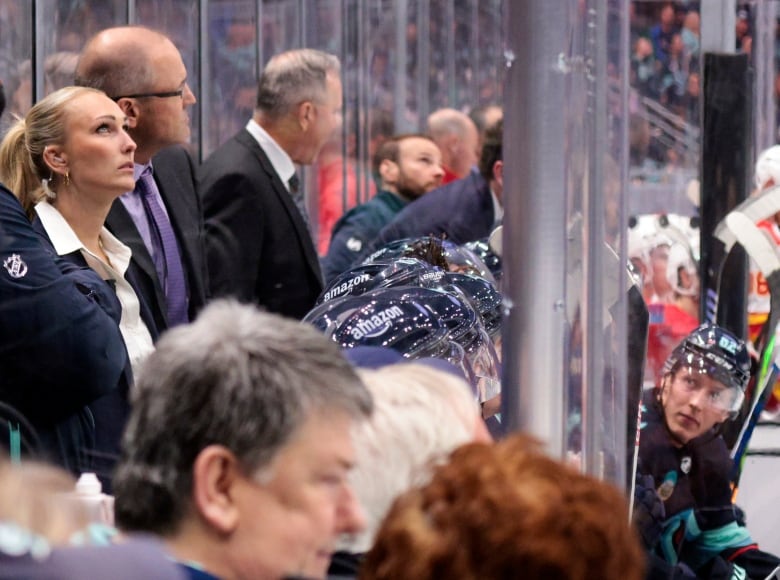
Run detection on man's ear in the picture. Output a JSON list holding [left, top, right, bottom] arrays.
[[297, 101, 314, 131], [42, 146, 68, 176], [493, 160, 503, 184], [115, 98, 140, 129], [191, 445, 241, 535], [492, 159, 504, 203], [444, 132, 460, 157], [378, 159, 399, 187]]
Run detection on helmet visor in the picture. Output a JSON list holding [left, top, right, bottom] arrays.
[[673, 352, 746, 413]]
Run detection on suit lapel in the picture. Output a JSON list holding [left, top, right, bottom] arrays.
[[237, 130, 323, 284], [105, 199, 168, 329], [151, 147, 207, 311]]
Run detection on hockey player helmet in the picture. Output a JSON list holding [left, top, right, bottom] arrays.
[[662, 323, 751, 413], [317, 258, 443, 305]]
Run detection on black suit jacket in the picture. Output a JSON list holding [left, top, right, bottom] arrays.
[[200, 128, 323, 320], [105, 145, 206, 331]]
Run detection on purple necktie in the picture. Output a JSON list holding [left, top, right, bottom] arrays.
[[136, 169, 189, 327]]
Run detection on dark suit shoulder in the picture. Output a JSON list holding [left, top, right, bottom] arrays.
[[199, 130, 323, 318], [368, 173, 492, 250]]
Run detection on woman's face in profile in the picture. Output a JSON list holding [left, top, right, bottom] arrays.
[[57, 92, 137, 200]]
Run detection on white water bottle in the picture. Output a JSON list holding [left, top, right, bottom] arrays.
[[75, 473, 114, 526]]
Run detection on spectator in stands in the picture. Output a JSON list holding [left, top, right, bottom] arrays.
[[0, 87, 147, 483], [329, 362, 489, 575], [681, 10, 700, 59], [426, 108, 479, 184], [201, 49, 342, 320], [361, 434, 645, 580], [650, 3, 677, 67], [631, 37, 662, 101], [660, 33, 690, 111], [114, 300, 372, 580], [366, 118, 502, 251], [323, 134, 443, 280], [76, 26, 205, 332], [683, 70, 700, 124]]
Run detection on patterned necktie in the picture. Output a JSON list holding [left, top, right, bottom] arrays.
[[136, 169, 189, 327], [288, 173, 311, 233]]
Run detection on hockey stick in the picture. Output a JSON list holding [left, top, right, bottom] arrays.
[[706, 185, 780, 326], [717, 213, 780, 487], [713, 184, 780, 253], [730, 335, 780, 489]]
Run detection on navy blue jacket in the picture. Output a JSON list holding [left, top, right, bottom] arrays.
[[323, 190, 407, 282], [0, 186, 127, 474], [365, 172, 495, 254], [31, 214, 159, 487]]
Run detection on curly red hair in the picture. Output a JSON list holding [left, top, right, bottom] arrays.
[[361, 434, 645, 580]]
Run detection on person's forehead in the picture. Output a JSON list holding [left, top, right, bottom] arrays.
[[676, 366, 728, 389], [325, 72, 342, 99], [274, 411, 356, 468], [67, 93, 123, 124], [148, 41, 187, 80], [399, 137, 439, 158]]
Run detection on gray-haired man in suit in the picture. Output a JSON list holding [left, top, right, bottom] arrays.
[[200, 49, 342, 320]]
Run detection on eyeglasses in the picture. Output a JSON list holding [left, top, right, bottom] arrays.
[[112, 89, 184, 101]]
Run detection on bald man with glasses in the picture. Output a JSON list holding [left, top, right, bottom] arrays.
[[75, 26, 207, 334]]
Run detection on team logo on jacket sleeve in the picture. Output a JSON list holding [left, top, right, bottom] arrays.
[[3, 254, 28, 279]]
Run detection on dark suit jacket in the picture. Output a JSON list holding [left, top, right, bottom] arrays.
[[366, 171, 495, 254], [105, 145, 206, 331], [200, 128, 323, 320]]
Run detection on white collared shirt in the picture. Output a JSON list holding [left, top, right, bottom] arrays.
[[490, 187, 503, 227], [245, 119, 297, 192], [35, 201, 155, 376]]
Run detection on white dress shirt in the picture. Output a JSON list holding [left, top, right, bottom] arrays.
[[35, 201, 155, 376], [245, 118, 297, 192]]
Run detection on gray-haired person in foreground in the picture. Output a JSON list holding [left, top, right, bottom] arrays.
[[113, 299, 373, 580]]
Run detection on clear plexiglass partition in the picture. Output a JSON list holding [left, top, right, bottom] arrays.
[[3, 0, 780, 492]]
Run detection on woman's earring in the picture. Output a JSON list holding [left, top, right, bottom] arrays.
[[41, 177, 56, 200], [64, 171, 70, 187]]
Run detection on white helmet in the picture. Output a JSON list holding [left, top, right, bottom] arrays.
[[665, 242, 699, 297], [754, 145, 780, 191]]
